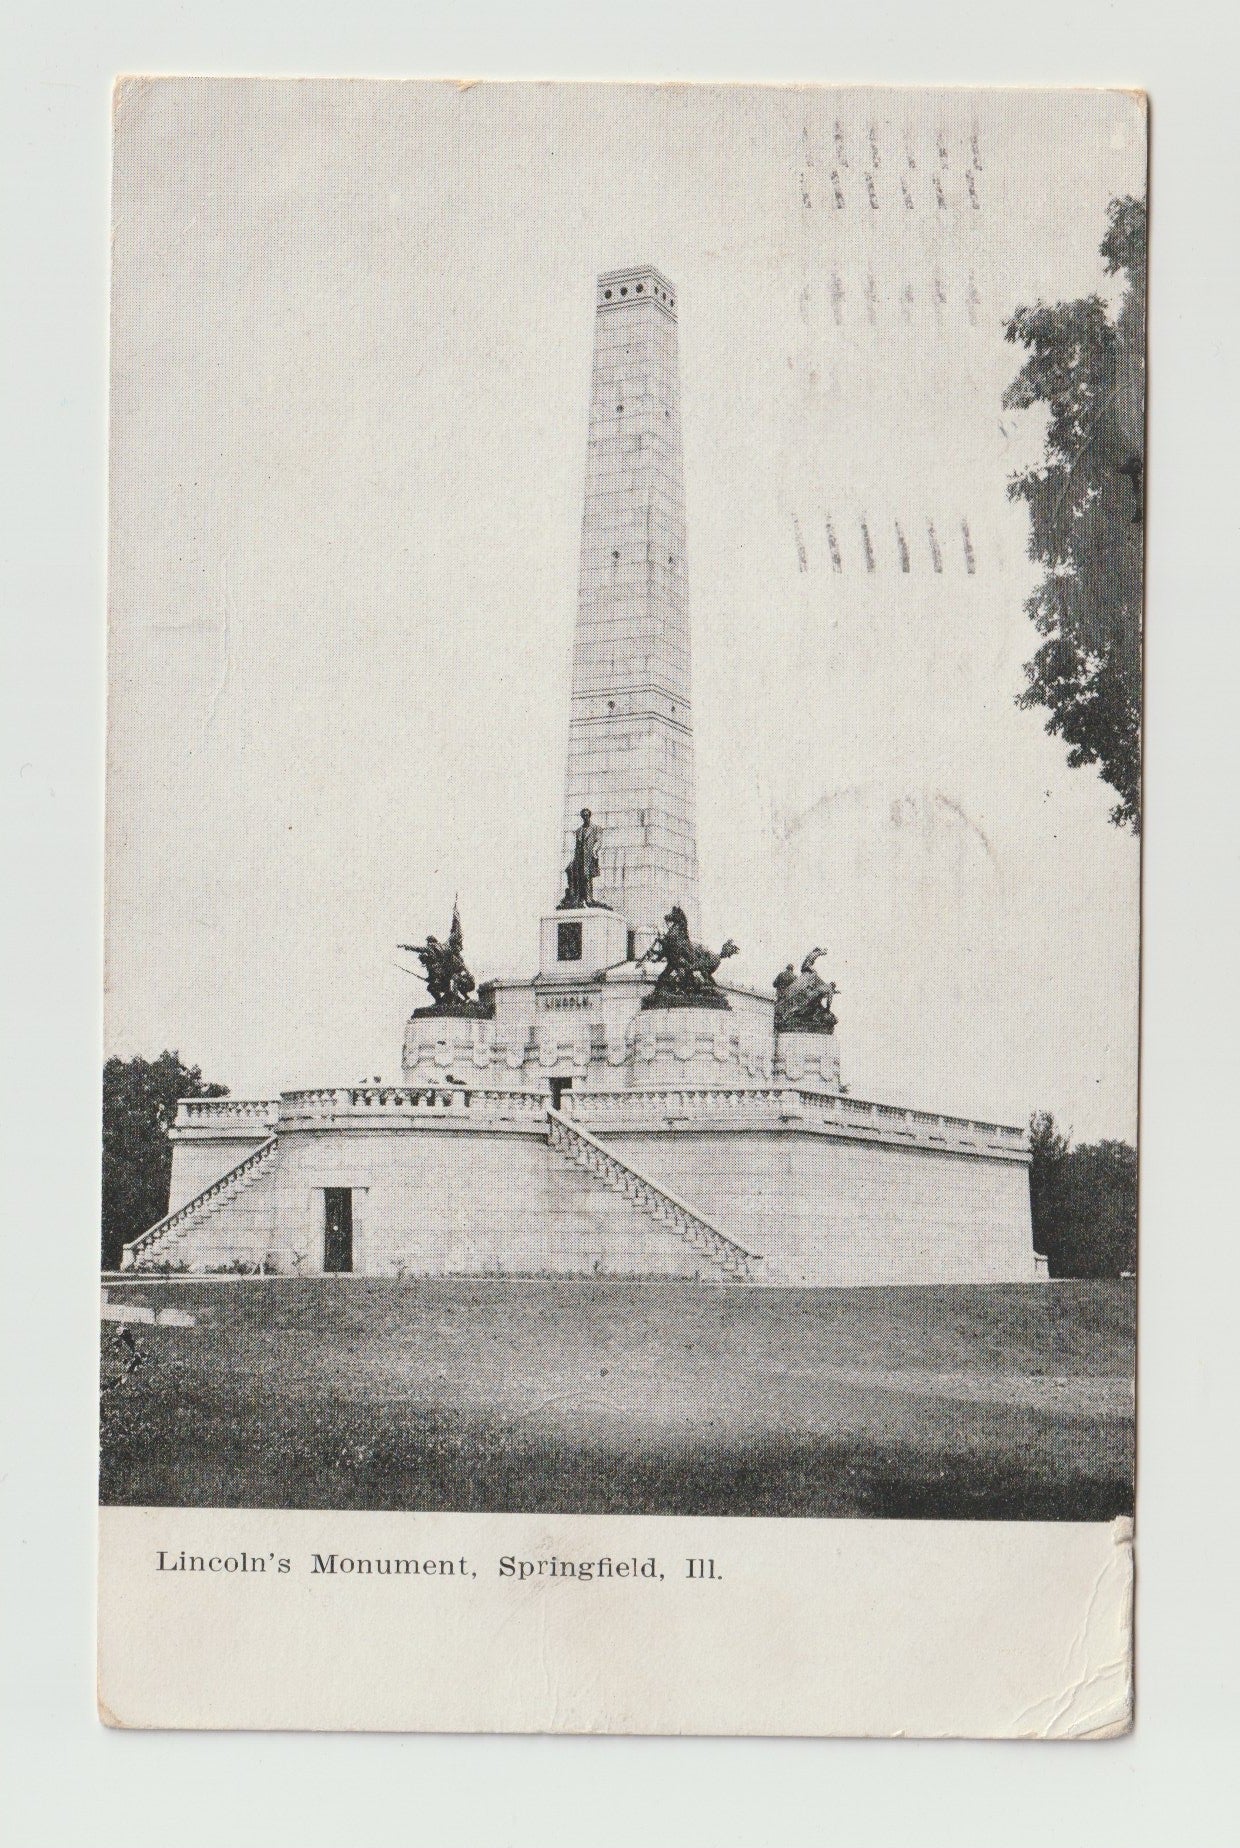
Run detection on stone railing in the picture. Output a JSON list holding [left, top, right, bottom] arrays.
[[563, 1087, 1028, 1159], [566, 1087, 789, 1132], [546, 1108, 759, 1283], [168, 1082, 1027, 1160], [277, 1084, 549, 1130], [121, 1136, 278, 1268], [783, 1089, 1028, 1156], [172, 1097, 281, 1133]]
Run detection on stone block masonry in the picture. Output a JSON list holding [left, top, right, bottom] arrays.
[[601, 1131, 1034, 1287], [142, 1092, 1035, 1286], [561, 266, 700, 934]]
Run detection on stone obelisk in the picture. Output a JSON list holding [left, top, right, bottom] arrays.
[[559, 265, 700, 938]]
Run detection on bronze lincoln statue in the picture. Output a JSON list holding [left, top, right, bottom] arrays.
[[560, 807, 603, 909]]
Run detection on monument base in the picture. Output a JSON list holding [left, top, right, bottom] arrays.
[[775, 1030, 842, 1092], [539, 905, 630, 981], [411, 1000, 494, 1021], [627, 1007, 772, 1088], [640, 987, 730, 1012], [403, 1012, 500, 1081], [148, 1073, 1037, 1285]]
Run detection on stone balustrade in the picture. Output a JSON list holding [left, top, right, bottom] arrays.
[[564, 1086, 1028, 1159], [173, 1096, 280, 1133], [566, 1087, 788, 1131], [276, 1084, 549, 1130], [170, 1082, 1026, 1159]]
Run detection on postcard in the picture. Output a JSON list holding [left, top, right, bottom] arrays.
[[99, 78, 1143, 1735]]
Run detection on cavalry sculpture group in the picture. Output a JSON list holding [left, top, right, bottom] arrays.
[[639, 904, 738, 1010]]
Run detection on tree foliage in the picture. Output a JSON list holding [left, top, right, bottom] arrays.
[[1004, 195, 1146, 832], [1028, 1110, 1137, 1278], [101, 1052, 229, 1269]]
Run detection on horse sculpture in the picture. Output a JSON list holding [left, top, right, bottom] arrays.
[[773, 947, 839, 1034], [640, 905, 738, 1010]]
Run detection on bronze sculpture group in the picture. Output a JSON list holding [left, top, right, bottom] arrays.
[[399, 903, 494, 1018], [639, 904, 738, 1010], [403, 823, 838, 1032], [772, 948, 840, 1035]]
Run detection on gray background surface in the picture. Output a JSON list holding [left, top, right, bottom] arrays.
[[3, 1, 1237, 1844]]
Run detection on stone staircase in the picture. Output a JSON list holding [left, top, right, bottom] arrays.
[[121, 1136, 278, 1270], [546, 1108, 760, 1283]]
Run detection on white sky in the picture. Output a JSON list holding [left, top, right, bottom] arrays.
[[105, 80, 1144, 1140]]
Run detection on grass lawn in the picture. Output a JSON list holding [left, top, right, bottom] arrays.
[[99, 1277, 1134, 1519]]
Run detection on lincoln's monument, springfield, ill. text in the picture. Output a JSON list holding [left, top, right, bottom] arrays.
[[122, 264, 1040, 1286]]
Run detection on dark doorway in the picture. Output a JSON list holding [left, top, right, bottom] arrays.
[[550, 1078, 572, 1110], [323, 1188, 353, 1273]]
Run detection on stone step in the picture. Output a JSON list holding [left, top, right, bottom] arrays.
[[546, 1107, 756, 1283], [124, 1136, 279, 1270]]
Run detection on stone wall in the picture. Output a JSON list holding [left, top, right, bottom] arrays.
[[257, 1127, 708, 1280], [601, 1129, 1035, 1285], [159, 1112, 1034, 1286], [168, 1134, 272, 1212]]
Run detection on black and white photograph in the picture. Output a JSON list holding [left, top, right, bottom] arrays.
[[99, 82, 1142, 1534]]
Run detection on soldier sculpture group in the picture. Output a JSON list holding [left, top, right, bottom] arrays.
[[398, 903, 493, 1018]]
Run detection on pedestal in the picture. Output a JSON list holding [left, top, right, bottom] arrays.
[[775, 1030, 842, 1092], [627, 1007, 774, 1088], [402, 1014, 497, 1082], [539, 906, 630, 981]]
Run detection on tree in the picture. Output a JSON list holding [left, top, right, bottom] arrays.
[[1004, 195, 1146, 832], [1028, 1110, 1137, 1278], [101, 1052, 229, 1269], [1028, 1108, 1071, 1261]]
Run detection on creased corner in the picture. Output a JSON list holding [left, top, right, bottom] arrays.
[[1011, 1517, 1133, 1740]]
